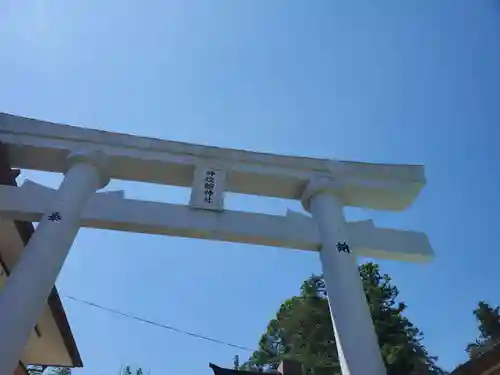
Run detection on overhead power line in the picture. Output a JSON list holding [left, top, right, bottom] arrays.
[[63, 295, 255, 352]]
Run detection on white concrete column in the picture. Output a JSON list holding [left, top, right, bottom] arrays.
[[301, 177, 386, 375], [0, 151, 109, 375]]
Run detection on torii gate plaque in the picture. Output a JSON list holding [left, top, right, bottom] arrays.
[[0, 113, 433, 375]]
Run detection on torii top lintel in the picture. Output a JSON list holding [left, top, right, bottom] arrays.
[[0, 112, 425, 211]]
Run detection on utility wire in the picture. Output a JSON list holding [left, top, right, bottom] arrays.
[[63, 295, 255, 352]]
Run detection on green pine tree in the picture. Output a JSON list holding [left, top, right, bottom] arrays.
[[239, 262, 445, 375], [466, 301, 500, 358]]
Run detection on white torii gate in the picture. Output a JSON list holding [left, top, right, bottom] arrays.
[[0, 113, 433, 375]]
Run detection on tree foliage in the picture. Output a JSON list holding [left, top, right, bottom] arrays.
[[466, 301, 500, 358], [240, 262, 445, 375]]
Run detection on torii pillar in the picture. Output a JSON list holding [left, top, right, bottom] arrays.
[[0, 151, 109, 375], [302, 177, 386, 375]]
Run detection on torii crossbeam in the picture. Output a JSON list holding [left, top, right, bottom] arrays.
[[0, 113, 432, 375]]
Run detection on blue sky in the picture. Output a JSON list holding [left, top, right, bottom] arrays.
[[1, 1, 500, 374]]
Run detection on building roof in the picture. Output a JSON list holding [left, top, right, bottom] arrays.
[[209, 363, 266, 375], [0, 145, 82, 368], [451, 342, 500, 375], [209, 360, 302, 375]]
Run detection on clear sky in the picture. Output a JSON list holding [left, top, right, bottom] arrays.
[[1, 1, 499, 374]]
